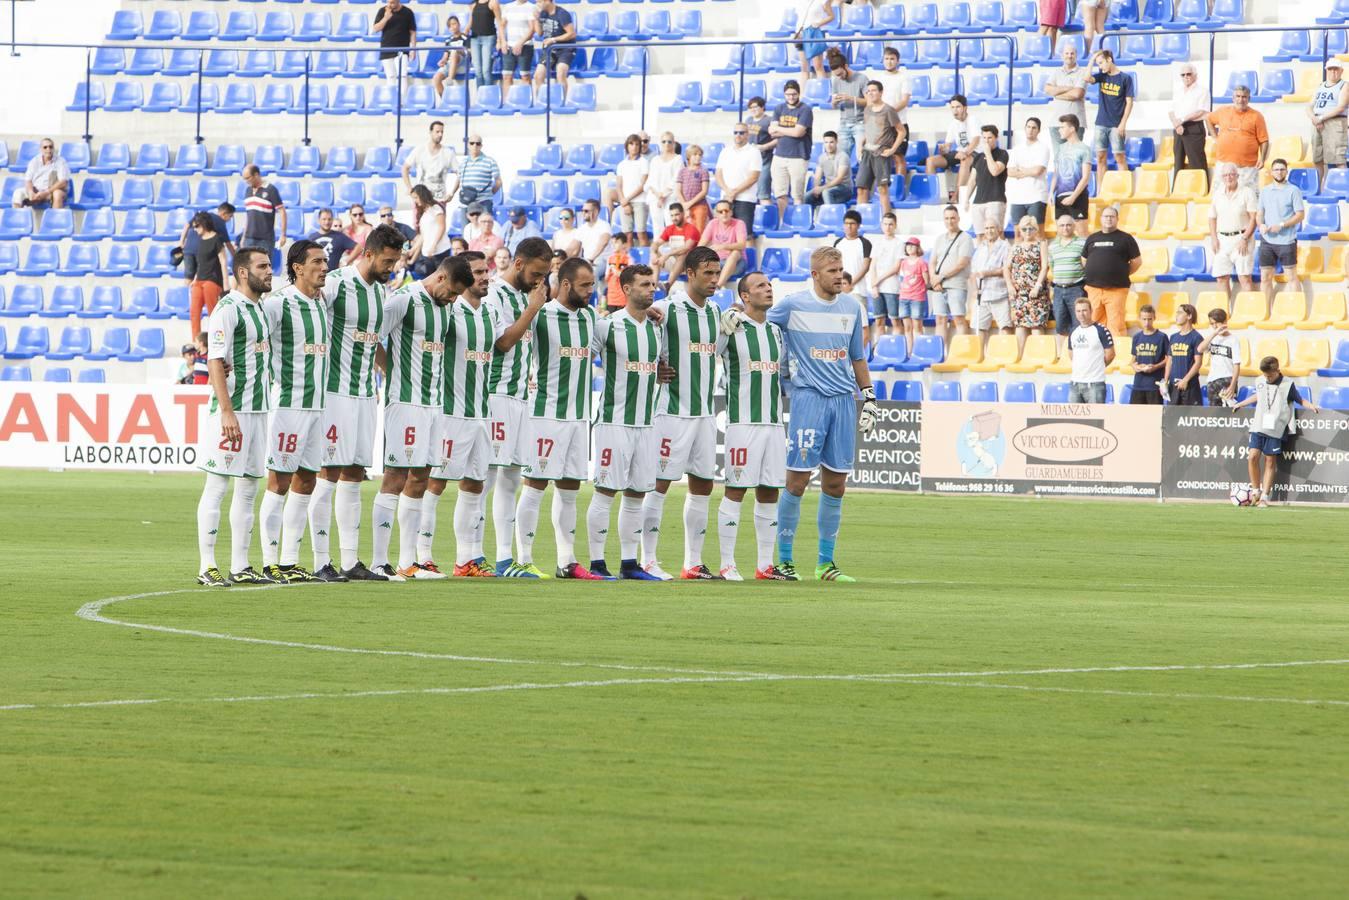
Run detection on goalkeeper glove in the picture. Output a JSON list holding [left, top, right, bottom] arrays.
[[858, 385, 880, 435], [719, 307, 746, 336]]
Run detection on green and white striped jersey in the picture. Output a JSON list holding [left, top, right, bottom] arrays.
[[321, 265, 386, 399], [206, 291, 271, 414], [262, 285, 329, 411], [383, 281, 452, 408], [530, 300, 597, 421], [719, 318, 784, 426], [487, 277, 533, 401], [654, 288, 720, 418], [444, 295, 505, 419], [592, 310, 661, 427]]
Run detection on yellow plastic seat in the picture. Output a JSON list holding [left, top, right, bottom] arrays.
[[1312, 245, 1348, 283], [1150, 291, 1184, 328], [1005, 334, 1057, 373], [1192, 290, 1229, 322], [1125, 289, 1148, 327], [1097, 170, 1134, 203], [1117, 201, 1149, 233], [1256, 292, 1307, 330], [1267, 135, 1307, 167], [969, 333, 1020, 372], [1284, 338, 1330, 377], [1247, 337, 1290, 376], [1169, 169, 1210, 200], [1141, 203, 1186, 240], [1296, 246, 1324, 280], [1133, 169, 1172, 201], [1283, 67, 1321, 104], [1106, 334, 1134, 373], [1179, 202, 1210, 240], [930, 334, 981, 373], [1132, 246, 1170, 283], [1298, 291, 1347, 329], [1143, 139, 1174, 171], [1229, 291, 1268, 328]]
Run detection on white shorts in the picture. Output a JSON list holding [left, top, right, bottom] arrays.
[[489, 394, 528, 468], [198, 410, 268, 479], [654, 413, 718, 482], [321, 393, 379, 469], [1212, 232, 1254, 279], [521, 417, 590, 481], [431, 415, 492, 483], [383, 402, 442, 469], [973, 296, 1012, 331], [592, 423, 658, 493], [724, 423, 788, 489], [267, 407, 324, 474]]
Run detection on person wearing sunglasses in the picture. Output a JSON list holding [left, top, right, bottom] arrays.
[[447, 134, 501, 213], [1169, 63, 1211, 185], [12, 138, 70, 210], [344, 206, 374, 249], [714, 124, 763, 239], [550, 208, 581, 257], [645, 131, 682, 239], [1003, 216, 1050, 354]]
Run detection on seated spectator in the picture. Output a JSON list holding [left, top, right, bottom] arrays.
[[469, 214, 506, 261], [532, 0, 576, 104], [807, 131, 855, 207], [675, 145, 712, 233], [856, 81, 904, 216], [971, 219, 1012, 345], [652, 203, 701, 287], [431, 15, 468, 99], [698, 200, 748, 289], [450, 236, 469, 255], [493, 245, 512, 274], [376, 205, 414, 244], [1089, 49, 1133, 174], [614, 133, 651, 248], [310, 208, 359, 271], [408, 184, 451, 278], [1007, 117, 1051, 227], [11, 138, 70, 209], [189, 213, 230, 339], [462, 202, 487, 242], [924, 95, 981, 201], [550, 207, 581, 257], [502, 206, 542, 254], [1309, 59, 1348, 183], [1208, 85, 1269, 190], [603, 233, 632, 312], [1169, 64, 1211, 188], [969, 126, 1009, 230], [1209, 163, 1258, 303], [347, 204, 375, 248]]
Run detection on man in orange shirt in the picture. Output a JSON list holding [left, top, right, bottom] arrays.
[[1207, 86, 1269, 190]]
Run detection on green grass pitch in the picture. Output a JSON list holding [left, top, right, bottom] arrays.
[[2, 469, 1348, 898]]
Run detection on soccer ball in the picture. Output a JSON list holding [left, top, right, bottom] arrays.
[[1229, 484, 1253, 506]]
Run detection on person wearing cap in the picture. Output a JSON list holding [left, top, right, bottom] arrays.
[[468, 213, 506, 263], [1310, 59, 1349, 183], [1169, 62, 1212, 188], [462, 201, 487, 243], [447, 134, 501, 213], [502, 206, 541, 255], [895, 235, 931, 347]]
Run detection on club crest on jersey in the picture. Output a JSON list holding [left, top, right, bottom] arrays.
[[537, 457, 548, 471], [405, 447, 415, 463], [223, 454, 235, 466], [732, 467, 745, 482]]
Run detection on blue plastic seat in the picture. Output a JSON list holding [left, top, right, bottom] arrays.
[[177, 83, 218, 114], [142, 82, 182, 114], [929, 380, 962, 401], [0, 364, 31, 381], [4, 285, 43, 316], [193, 178, 229, 208], [304, 182, 336, 209], [290, 83, 329, 116], [1042, 382, 1071, 403], [97, 245, 139, 278], [358, 146, 395, 178], [73, 178, 112, 210], [126, 48, 163, 76], [86, 287, 123, 318], [184, 10, 219, 41], [157, 209, 191, 243], [325, 84, 364, 115], [126, 328, 167, 361], [239, 50, 275, 79], [259, 11, 294, 42], [313, 146, 355, 180], [105, 82, 145, 113], [1302, 203, 1339, 239], [48, 327, 92, 361], [33, 209, 73, 241], [8, 326, 50, 360], [201, 49, 238, 78], [0, 244, 16, 274], [298, 11, 331, 41], [222, 11, 257, 42], [107, 10, 142, 40], [870, 335, 909, 370], [89, 143, 130, 175], [896, 335, 946, 371], [120, 287, 161, 319], [0, 208, 32, 240], [1255, 69, 1295, 103], [163, 287, 190, 319], [87, 328, 131, 361], [151, 179, 190, 214], [348, 50, 382, 79], [675, 10, 703, 37], [1157, 245, 1209, 282], [66, 82, 105, 113], [42, 367, 71, 382], [46, 286, 85, 318], [334, 182, 365, 210], [17, 244, 58, 277], [78, 368, 107, 383], [334, 11, 367, 42], [144, 9, 182, 41], [128, 143, 170, 176], [968, 381, 999, 403], [567, 84, 598, 112], [661, 80, 703, 113], [1004, 381, 1037, 403], [1155, 33, 1190, 62], [112, 178, 152, 212], [890, 381, 925, 402], [217, 83, 255, 115]]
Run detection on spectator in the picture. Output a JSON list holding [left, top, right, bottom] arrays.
[[895, 236, 930, 347], [402, 121, 457, 204], [177, 342, 201, 386], [715, 123, 763, 239], [1004, 216, 1050, 354], [1052, 115, 1092, 232], [189, 212, 231, 339], [1198, 307, 1242, 407], [769, 80, 814, 221], [1006, 117, 1051, 227], [971, 219, 1013, 344], [856, 80, 904, 216], [924, 95, 980, 201], [1169, 63, 1211, 187], [929, 205, 975, 342], [550, 207, 581, 257], [1128, 304, 1168, 405], [614, 133, 651, 248], [310, 208, 358, 271], [1090, 49, 1133, 175], [1081, 205, 1140, 335], [376, 205, 414, 244], [698, 200, 748, 289], [502, 206, 541, 254], [408, 185, 452, 277], [240, 164, 286, 258], [372, 0, 418, 94], [10, 138, 70, 209], [1208, 85, 1269, 189], [1047, 211, 1087, 359], [807, 131, 855, 206], [1038, 0, 1068, 56], [676, 144, 712, 233], [1164, 303, 1204, 406], [603, 232, 632, 312], [793, 0, 836, 82], [1208, 162, 1258, 302], [744, 97, 776, 205], [493, 245, 513, 275], [575, 198, 614, 273], [431, 15, 467, 96], [1309, 59, 1348, 184], [1082, 0, 1113, 53], [1044, 45, 1090, 148], [532, 0, 576, 104], [499, 0, 536, 100], [547, 248, 566, 298], [652, 202, 701, 287], [1256, 159, 1305, 313], [347, 204, 375, 248], [833, 210, 873, 313], [177, 202, 235, 292], [1232, 356, 1319, 507], [469, 214, 506, 261], [451, 237, 469, 255], [828, 49, 867, 163], [645, 131, 683, 238], [465, 0, 503, 90], [867, 212, 903, 339], [875, 47, 912, 181], [1067, 297, 1115, 404], [969, 125, 1009, 229], [462, 203, 487, 243], [448, 134, 502, 212]]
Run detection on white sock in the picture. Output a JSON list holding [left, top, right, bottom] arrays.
[[618, 495, 645, 562], [396, 494, 421, 571], [468, 489, 486, 559], [229, 477, 260, 573], [586, 491, 614, 564], [683, 493, 711, 570], [417, 489, 443, 565], [334, 480, 362, 570], [753, 501, 777, 572], [371, 491, 399, 569], [259, 489, 285, 566], [308, 478, 335, 570], [197, 473, 229, 573], [552, 488, 578, 568], [492, 466, 522, 563], [514, 484, 544, 564], [640, 490, 667, 564], [453, 489, 482, 565], [280, 490, 311, 566], [717, 497, 742, 572]]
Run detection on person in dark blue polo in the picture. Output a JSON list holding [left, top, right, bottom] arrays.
[[1128, 303, 1169, 405], [1164, 302, 1205, 405]]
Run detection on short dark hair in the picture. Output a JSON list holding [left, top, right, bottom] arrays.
[[685, 246, 722, 273], [883, 46, 899, 57], [317, 207, 334, 218], [1138, 304, 1156, 315], [216, 202, 235, 216], [514, 236, 553, 263], [667, 202, 684, 214], [1271, 157, 1289, 168], [191, 212, 214, 230], [1259, 355, 1281, 374], [866, 80, 884, 92], [233, 247, 269, 276], [944, 204, 960, 216], [1026, 116, 1042, 129], [460, 250, 487, 263], [1059, 113, 1081, 131], [784, 79, 801, 93], [980, 125, 999, 137], [1178, 302, 1198, 323], [243, 163, 260, 178], [735, 271, 763, 298], [558, 256, 594, 284], [364, 223, 407, 256], [441, 254, 474, 287], [748, 95, 766, 109], [618, 264, 654, 289], [1208, 308, 1229, 324], [823, 130, 838, 140], [843, 210, 862, 224], [286, 239, 324, 283], [949, 94, 968, 107], [1096, 49, 1115, 63]]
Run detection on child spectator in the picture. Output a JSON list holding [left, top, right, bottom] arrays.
[[1198, 307, 1242, 406], [896, 237, 930, 349], [676, 145, 712, 233], [1128, 304, 1168, 405], [1165, 303, 1204, 405], [1232, 356, 1319, 507], [604, 233, 632, 313]]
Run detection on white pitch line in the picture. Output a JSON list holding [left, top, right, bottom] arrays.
[[906, 680, 1349, 708]]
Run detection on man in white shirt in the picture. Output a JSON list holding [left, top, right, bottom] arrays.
[[1043, 45, 1091, 146], [499, 0, 537, 100], [1067, 297, 1115, 404], [1208, 162, 1258, 301], [401, 120, 458, 203], [715, 122, 764, 238], [1309, 59, 1349, 183], [832, 210, 872, 314], [11, 138, 71, 209], [873, 47, 912, 181], [867, 211, 904, 340], [1197, 307, 1242, 406], [574, 198, 613, 273], [923, 94, 980, 198], [1005, 117, 1051, 227]]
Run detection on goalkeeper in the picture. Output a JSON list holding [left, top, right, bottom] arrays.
[[721, 246, 879, 582]]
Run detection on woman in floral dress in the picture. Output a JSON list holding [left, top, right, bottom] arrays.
[[1004, 215, 1050, 354]]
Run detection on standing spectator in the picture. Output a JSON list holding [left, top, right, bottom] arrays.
[[1164, 303, 1204, 406], [1309, 59, 1349, 184], [1256, 159, 1305, 314], [498, 0, 536, 101], [924, 95, 981, 201], [827, 49, 867, 163], [1047, 211, 1087, 359], [1080, 0, 1110, 53], [833, 210, 873, 315], [465, 0, 503, 90], [715, 123, 763, 239], [10, 138, 70, 209], [1169, 63, 1211, 187], [189, 213, 231, 340], [532, 0, 576, 104], [1080, 205, 1140, 335], [807, 131, 855, 206], [1052, 115, 1092, 230], [856, 81, 904, 215], [1198, 307, 1242, 406], [875, 47, 912, 182], [310, 208, 358, 271], [793, 0, 836, 82], [602, 233, 632, 311], [240, 164, 286, 259], [178, 202, 235, 292], [431, 15, 467, 96], [1038, 0, 1068, 56], [346, 205, 374, 249], [894, 236, 930, 347], [1006, 117, 1051, 227], [614, 133, 651, 247], [645, 131, 683, 238], [469, 213, 506, 261], [868, 211, 904, 340], [744, 97, 777, 205], [372, 0, 418, 94], [502, 206, 541, 254], [698, 200, 748, 289], [1232, 356, 1319, 507], [402, 121, 457, 204], [1067, 298, 1115, 403], [769, 80, 814, 221], [550, 207, 580, 257], [493, 245, 513, 275], [652, 203, 701, 287], [1044, 45, 1090, 148], [968, 126, 1009, 229], [408, 185, 451, 277], [448, 134, 502, 212], [929, 205, 974, 342], [1128, 304, 1169, 405], [1090, 49, 1133, 175], [971, 219, 1013, 345], [1004, 216, 1051, 354], [1208, 162, 1259, 303], [1208, 86, 1269, 189], [676, 145, 712, 233], [575, 198, 614, 273]]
